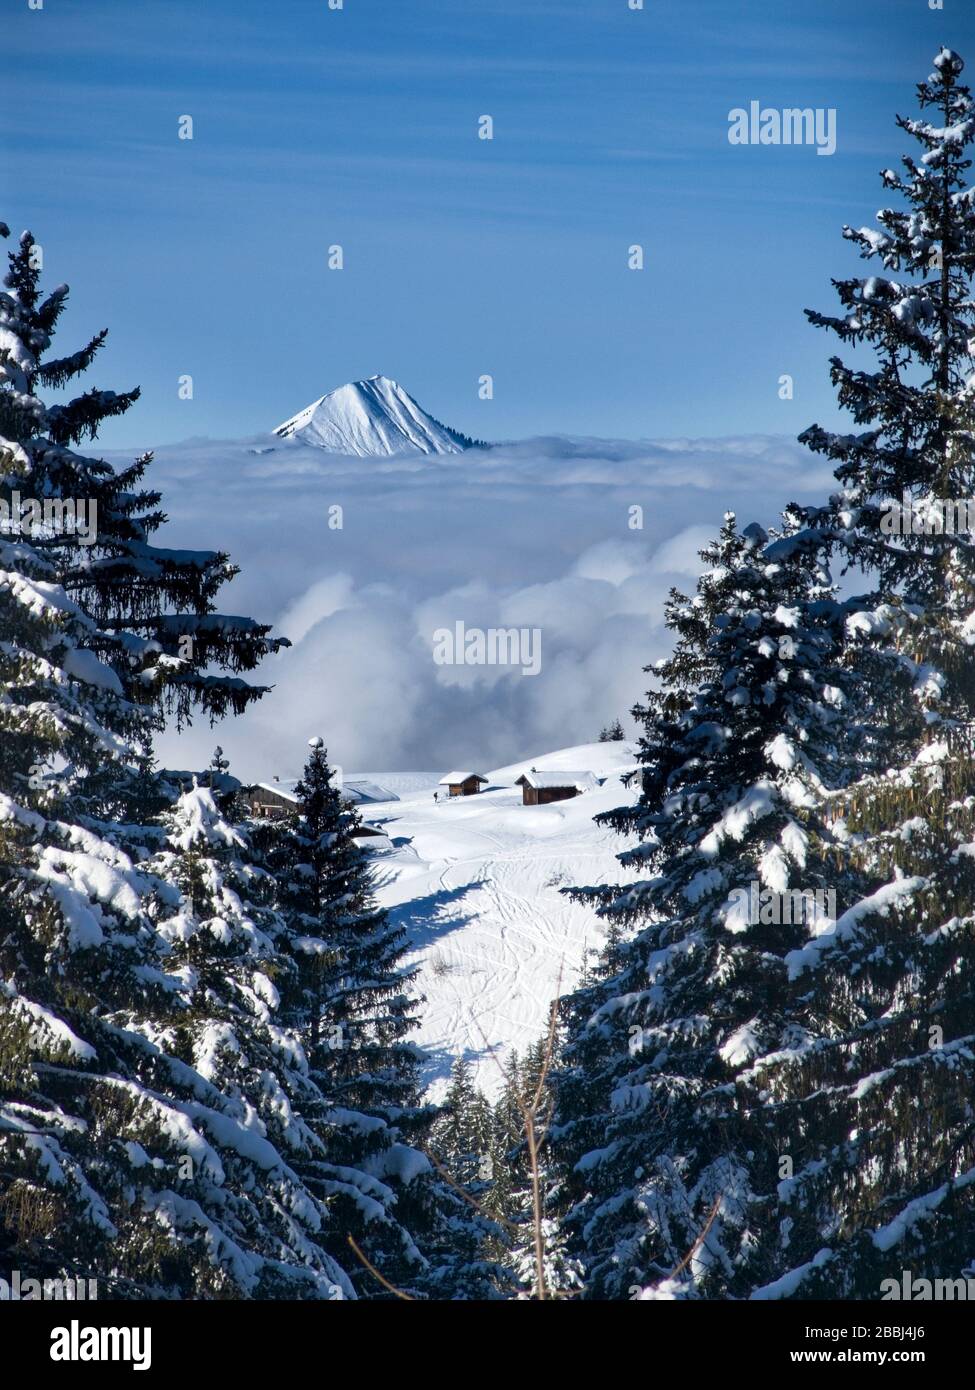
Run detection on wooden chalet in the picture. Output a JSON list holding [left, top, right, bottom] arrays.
[[515, 770, 599, 806], [246, 777, 393, 840], [247, 780, 299, 819], [439, 771, 489, 797]]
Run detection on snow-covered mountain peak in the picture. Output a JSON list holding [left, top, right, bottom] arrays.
[[273, 375, 472, 457]]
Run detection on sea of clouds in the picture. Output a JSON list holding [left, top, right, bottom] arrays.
[[113, 432, 837, 783]]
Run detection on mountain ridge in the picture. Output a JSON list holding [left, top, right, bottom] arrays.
[[273, 375, 479, 457]]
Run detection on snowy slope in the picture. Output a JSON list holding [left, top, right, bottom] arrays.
[[360, 741, 640, 1099], [273, 375, 470, 456]]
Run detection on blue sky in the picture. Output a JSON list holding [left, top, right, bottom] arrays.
[[1, 0, 969, 447]]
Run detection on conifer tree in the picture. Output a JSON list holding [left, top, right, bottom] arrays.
[[206, 745, 231, 788], [555, 51, 975, 1300], [270, 739, 423, 1135], [487, 1052, 525, 1229], [266, 740, 500, 1298], [748, 46, 975, 1296], [551, 511, 885, 1297], [501, 1041, 583, 1299], [0, 223, 335, 1297], [430, 1057, 493, 1191], [142, 784, 354, 1297], [150, 785, 334, 1182], [599, 719, 626, 743]]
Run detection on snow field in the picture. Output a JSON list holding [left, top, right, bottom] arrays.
[[359, 742, 640, 1098]]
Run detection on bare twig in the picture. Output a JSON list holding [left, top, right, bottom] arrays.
[[346, 1234, 415, 1300], [423, 1146, 520, 1235], [666, 1195, 722, 1281], [530, 986, 562, 1114], [471, 963, 566, 1301]]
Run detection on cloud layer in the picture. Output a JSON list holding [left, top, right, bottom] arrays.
[[122, 432, 835, 782]]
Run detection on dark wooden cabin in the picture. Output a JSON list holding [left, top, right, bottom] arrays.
[[439, 771, 489, 797], [247, 781, 299, 819], [515, 770, 599, 806], [247, 780, 391, 836]]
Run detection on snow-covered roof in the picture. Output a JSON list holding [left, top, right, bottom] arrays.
[[250, 777, 397, 806], [439, 771, 488, 785], [515, 770, 599, 791], [254, 780, 299, 803], [353, 832, 394, 852], [343, 778, 399, 804]]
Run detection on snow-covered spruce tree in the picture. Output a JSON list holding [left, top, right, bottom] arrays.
[[497, 1040, 584, 1300], [429, 1056, 494, 1192], [0, 225, 351, 1297], [485, 1052, 524, 1230], [550, 512, 889, 1298], [509, 1191, 584, 1301], [426, 1044, 577, 1296], [265, 740, 501, 1298], [205, 744, 231, 790], [143, 782, 355, 1297], [745, 48, 975, 1297], [599, 720, 626, 743]]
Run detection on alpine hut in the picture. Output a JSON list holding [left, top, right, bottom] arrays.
[[439, 771, 489, 798], [515, 769, 599, 806]]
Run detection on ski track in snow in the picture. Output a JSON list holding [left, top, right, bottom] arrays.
[[364, 742, 640, 1100]]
